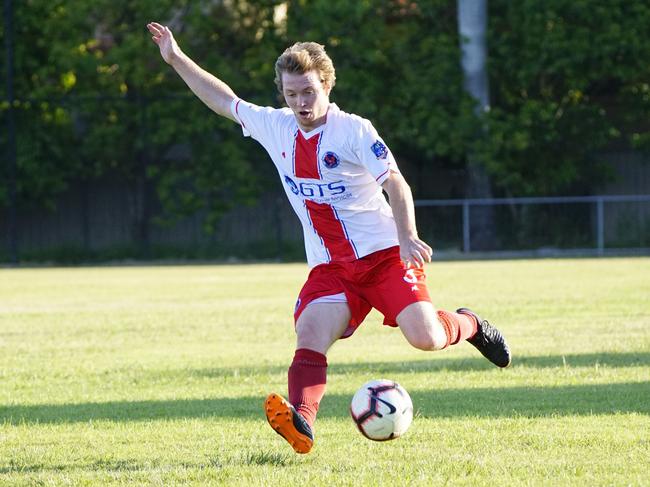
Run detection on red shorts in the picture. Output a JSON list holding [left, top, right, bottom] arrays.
[[293, 246, 431, 338]]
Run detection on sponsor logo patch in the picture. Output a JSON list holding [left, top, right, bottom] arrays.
[[284, 175, 346, 198], [285, 175, 299, 195], [322, 151, 340, 169], [371, 140, 389, 159]]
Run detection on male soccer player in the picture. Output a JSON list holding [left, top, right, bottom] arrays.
[[147, 22, 511, 454]]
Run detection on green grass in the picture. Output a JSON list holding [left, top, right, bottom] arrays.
[[1, 258, 649, 486]]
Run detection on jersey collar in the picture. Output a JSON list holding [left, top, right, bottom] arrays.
[[297, 103, 340, 139]]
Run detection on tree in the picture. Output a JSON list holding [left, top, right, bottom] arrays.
[[482, 0, 650, 196], [2, 0, 649, 259], [1, 0, 285, 235]]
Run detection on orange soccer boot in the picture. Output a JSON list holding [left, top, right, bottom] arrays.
[[264, 393, 314, 454]]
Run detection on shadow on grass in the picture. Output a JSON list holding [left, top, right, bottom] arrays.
[[2, 381, 648, 425], [332, 351, 650, 374], [0, 453, 297, 475], [0, 457, 235, 475], [173, 351, 650, 379]]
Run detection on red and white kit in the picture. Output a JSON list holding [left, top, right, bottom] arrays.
[[231, 99, 431, 332], [232, 99, 400, 267]]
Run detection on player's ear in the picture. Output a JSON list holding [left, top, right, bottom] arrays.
[[322, 80, 332, 96]]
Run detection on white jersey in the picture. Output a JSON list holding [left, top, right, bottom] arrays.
[[231, 98, 400, 267]]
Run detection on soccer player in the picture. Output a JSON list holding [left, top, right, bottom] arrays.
[[147, 22, 511, 454]]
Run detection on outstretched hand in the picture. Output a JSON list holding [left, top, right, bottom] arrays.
[[146, 22, 180, 65], [400, 236, 433, 269]]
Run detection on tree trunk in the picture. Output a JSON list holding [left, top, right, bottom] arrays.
[[458, 0, 497, 251]]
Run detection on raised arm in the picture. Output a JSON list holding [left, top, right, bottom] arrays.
[[147, 22, 237, 122], [382, 171, 433, 268]]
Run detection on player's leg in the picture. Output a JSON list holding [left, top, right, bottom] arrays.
[[395, 301, 447, 350], [265, 302, 350, 454], [363, 247, 510, 366], [397, 301, 479, 351], [396, 301, 511, 367], [294, 301, 351, 354], [363, 252, 478, 351], [290, 301, 350, 424]]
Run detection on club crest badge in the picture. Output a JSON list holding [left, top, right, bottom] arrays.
[[371, 140, 389, 160], [322, 151, 340, 169]]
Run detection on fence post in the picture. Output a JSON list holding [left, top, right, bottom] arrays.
[[597, 197, 604, 255], [463, 201, 471, 253]]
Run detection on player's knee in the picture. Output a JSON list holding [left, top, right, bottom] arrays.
[[405, 323, 447, 351], [397, 303, 448, 351], [295, 303, 351, 354], [296, 323, 329, 353]]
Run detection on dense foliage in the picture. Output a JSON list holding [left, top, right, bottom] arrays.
[[484, 0, 650, 195], [1, 0, 649, 228]]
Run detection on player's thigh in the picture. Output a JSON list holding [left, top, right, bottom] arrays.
[[396, 301, 447, 351], [365, 252, 431, 324], [295, 302, 352, 354]]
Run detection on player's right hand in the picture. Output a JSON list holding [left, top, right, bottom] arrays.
[[146, 22, 180, 65], [399, 236, 433, 269]]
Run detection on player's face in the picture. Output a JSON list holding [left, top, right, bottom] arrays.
[[282, 70, 331, 131]]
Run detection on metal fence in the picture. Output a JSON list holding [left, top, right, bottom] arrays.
[[2, 187, 649, 262], [414, 194, 650, 256]]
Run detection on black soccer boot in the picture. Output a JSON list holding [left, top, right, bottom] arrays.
[[457, 308, 511, 368]]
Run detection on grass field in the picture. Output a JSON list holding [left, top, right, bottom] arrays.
[[1, 258, 649, 486]]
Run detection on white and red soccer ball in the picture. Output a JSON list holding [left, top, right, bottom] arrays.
[[350, 379, 413, 441]]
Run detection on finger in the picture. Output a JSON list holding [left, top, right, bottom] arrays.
[[416, 239, 432, 257], [411, 250, 424, 268], [424, 244, 433, 256], [415, 243, 432, 262], [147, 23, 162, 35], [421, 246, 432, 262]]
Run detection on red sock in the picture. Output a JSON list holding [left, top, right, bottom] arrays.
[[288, 348, 328, 427], [437, 310, 478, 348]]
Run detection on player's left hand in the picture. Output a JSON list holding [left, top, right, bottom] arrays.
[[147, 22, 181, 65], [399, 236, 432, 268]]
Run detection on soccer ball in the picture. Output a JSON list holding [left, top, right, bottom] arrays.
[[349, 379, 413, 441]]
